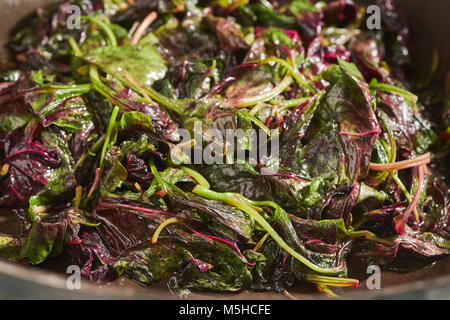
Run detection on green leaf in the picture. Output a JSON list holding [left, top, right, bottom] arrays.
[[83, 44, 167, 87], [28, 85, 91, 117], [102, 146, 128, 193], [20, 220, 67, 264], [0, 114, 34, 131], [47, 96, 93, 132], [262, 27, 295, 48], [118, 111, 152, 130], [290, 63, 378, 184], [0, 235, 22, 262], [28, 130, 77, 221], [120, 134, 156, 157], [337, 58, 365, 82], [369, 78, 418, 103], [239, 4, 297, 29], [289, 0, 318, 13]]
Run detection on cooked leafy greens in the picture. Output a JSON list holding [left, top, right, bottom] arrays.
[[0, 0, 449, 298]]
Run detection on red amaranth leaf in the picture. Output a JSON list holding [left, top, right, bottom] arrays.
[[0, 131, 60, 206]]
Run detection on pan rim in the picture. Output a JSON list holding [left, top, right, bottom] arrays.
[[2, 258, 450, 300]]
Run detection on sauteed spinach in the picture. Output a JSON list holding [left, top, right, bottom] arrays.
[[0, 0, 449, 297]]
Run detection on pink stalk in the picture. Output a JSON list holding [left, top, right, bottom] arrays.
[[4, 149, 50, 162], [9, 182, 26, 203], [272, 172, 302, 181], [264, 115, 273, 127], [182, 223, 255, 266], [369, 153, 430, 171], [99, 201, 174, 216], [394, 165, 425, 235], [87, 168, 102, 198], [283, 30, 300, 44], [303, 239, 324, 246], [255, 26, 265, 38], [130, 11, 157, 46], [181, 60, 188, 81]]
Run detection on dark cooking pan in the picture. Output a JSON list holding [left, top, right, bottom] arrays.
[[0, 0, 449, 300]]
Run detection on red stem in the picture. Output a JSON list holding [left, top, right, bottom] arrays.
[[182, 223, 255, 266], [87, 168, 102, 198], [4, 149, 50, 162], [394, 165, 425, 235], [99, 201, 174, 216]]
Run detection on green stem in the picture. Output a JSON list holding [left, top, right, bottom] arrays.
[[192, 185, 344, 275], [252, 232, 270, 252], [148, 158, 186, 196], [180, 166, 210, 189], [68, 36, 83, 56], [149, 157, 166, 191], [374, 111, 395, 183], [74, 134, 106, 172], [378, 111, 419, 221], [238, 75, 293, 107], [248, 103, 269, 115], [316, 284, 339, 297], [118, 73, 187, 115], [246, 200, 283, 219], [89, 65, 113, 97], [89, 65, 128, 109], [36, 83, 92, 92], [303, 273, 358, 288], [143, 86, 186, 114], [152, 217, 183, 243], [75, 186, 83, 208], [100, 106, 120, 167], [82, 16, 117, 47], [271, 96, 313, 110], [345, 229, 394, 246], [236, 109, 271, 135], [259, 57, 315, 93], [369, 79, 417, 104], [391, 173, 420, 221]]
